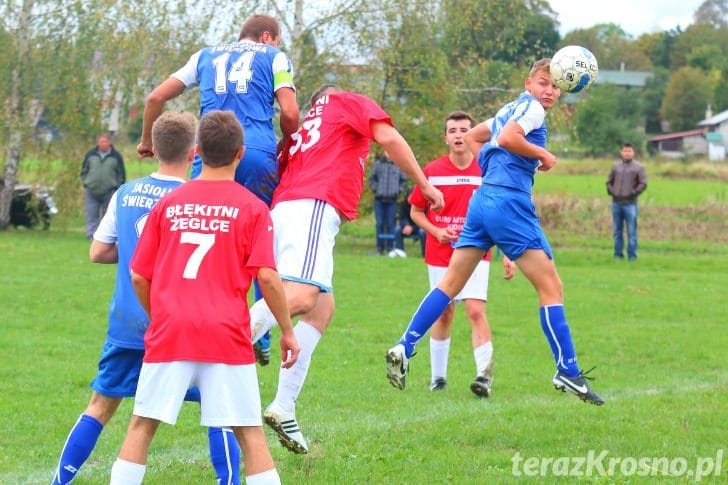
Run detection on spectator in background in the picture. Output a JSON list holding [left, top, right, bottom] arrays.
[[369, 153, 407, 254], [80, 133, 125, 240], [606, 143, 647, 261]]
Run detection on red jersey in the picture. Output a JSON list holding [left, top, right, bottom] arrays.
[[130, 179, 276, 364], [409, 155, 491, 267], [273, 91, 392, 220]]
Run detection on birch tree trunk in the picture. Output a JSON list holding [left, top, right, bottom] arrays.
[[0, 0, 34, 230]]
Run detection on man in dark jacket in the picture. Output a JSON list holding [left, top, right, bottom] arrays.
[[606, 143, 647, 260], [81, 133, 125, 239], [368, 153, 407, 254]]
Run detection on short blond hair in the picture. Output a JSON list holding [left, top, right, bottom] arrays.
[[529, 58, 551, 78], [151, 111, 197, 163]]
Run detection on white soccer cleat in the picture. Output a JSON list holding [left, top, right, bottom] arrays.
[[386, 344, 409, 390], [263, 403, 309, 454]]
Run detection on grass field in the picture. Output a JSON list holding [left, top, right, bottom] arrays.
[[1, 222, 726, 483]]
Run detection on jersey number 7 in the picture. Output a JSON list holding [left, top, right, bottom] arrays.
[[180, 231, 215, 279]]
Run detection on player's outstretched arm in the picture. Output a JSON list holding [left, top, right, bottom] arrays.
[[137, 78, 186, 158], [371, 121, 444, 211], [256, 267, 300, 368]]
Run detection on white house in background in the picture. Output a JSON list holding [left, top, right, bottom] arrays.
[[648, 107, 728, 161], [648, 128, 708, 158], [698, 108, 728, 161]]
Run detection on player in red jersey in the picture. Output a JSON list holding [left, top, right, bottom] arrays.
[[247, 84, 444, 454], [408, 111, 515, 396], [110, 111, 300, 485]]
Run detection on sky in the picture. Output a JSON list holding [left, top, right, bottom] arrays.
[[548, 0, 704, 37]]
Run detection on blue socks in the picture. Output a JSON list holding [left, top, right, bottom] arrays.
[[52, 414, 103, 485], [208, 427, 241, 485], [399, 288, 452, 358], [53, 418, 240, 484], [539, 304, 580, 376]]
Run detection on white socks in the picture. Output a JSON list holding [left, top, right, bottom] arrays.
[[429, 337, 451, 380], [110, 459, 281, 484], [271, 321, 321, 413], [249, 299, 277, 343], [246, 468, 281, 485], [473, 341, 494, 376], [110, 459, 146, 485], [430, 339, 493, 379]]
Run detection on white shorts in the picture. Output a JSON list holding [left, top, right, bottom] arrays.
[[133, 361, 262, 427], [428, 260, 490, 302], [271, 199, 341, 292]]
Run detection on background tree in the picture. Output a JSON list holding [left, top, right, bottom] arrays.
[[573, 84, 645, 156], [258, 0, 372, 103], [669, 24, 727, 69], [0, 0, 236, 229], [636, 30, 680, 70], [561, 23, 651, 70], [1, 0, 35, 230], [693, 0, 728, 29], [642, 68, 670, 133], [660, 66, 715, 131]]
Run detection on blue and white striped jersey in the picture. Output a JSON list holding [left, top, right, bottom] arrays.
[[479, 91, 548, 194]]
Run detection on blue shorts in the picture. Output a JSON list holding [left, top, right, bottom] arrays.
[[454, 185, 553, 261], [191, 147, 277, 206], [90, 341, 200, 401]]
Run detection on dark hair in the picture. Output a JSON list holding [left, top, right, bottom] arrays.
[[152, 111, 197, 163], [622, 143, 634, 148], [197, 111, 243, 168], [309, 84, 341, 106], [444, 111, 474, 132], [239, 14, 280, 41]]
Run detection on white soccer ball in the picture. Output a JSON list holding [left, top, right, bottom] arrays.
[[550, 45, 598, 93]]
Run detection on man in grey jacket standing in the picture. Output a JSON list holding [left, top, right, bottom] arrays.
[[80, 133, 126, 240], [606, 143, 647, 261]]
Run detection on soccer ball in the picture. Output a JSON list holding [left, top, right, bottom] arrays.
[[550, 46, 598, 93]]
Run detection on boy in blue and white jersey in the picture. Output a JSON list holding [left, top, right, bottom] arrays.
[[136, 14, 299, 206], [386, 58, 604, 405], [52, 112, 242, 485]]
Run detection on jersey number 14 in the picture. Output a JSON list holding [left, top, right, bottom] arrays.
[[212, 52, 255, 94]]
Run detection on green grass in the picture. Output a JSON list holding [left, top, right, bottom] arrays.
[[535, 172, 728, 207], [1, 227, 726, 484]]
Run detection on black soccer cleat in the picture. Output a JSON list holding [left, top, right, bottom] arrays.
[[552, 366, 604, 405]]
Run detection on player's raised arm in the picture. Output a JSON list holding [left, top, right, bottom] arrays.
[[137, 78, 186, 158], [464, 119, 492, 158], [497, 121, 556, 171]]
